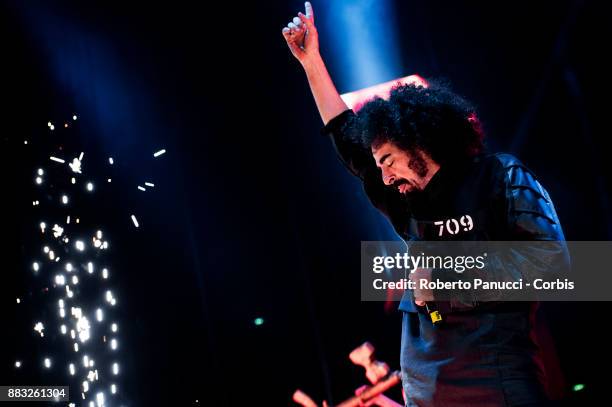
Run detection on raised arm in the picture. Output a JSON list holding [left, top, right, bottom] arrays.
[[282, 2, 348, 125], [280, 2, 400, 220]]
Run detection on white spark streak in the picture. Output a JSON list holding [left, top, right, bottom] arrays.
[[34, 322, 45, 336], [52, 224, 64, 238], [69, 157, 82, 173]]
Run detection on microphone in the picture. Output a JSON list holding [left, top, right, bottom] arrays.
[[425, 302, 443, 325]]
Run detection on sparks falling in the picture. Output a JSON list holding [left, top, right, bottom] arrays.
[[16, 113, 167, 406]]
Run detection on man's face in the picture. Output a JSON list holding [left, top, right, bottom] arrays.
[[371, 141, 440, 195]]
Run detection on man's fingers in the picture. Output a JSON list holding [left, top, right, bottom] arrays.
[[287, 21, 304, 36], [282, 27, 294, 42], [305, 1, 314, 21], [283, 3, 315, 60], [282, 28, 304, 57], [297, 12, 316, 34], [282, 27, 292, 39], [282, 27, 296, 41]]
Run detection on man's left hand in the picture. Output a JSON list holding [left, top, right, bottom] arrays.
[[409, 268, 433, 306]]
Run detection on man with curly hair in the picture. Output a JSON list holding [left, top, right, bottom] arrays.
[[283, 3, 565, 406]]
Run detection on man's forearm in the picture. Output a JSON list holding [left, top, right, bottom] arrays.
[[302, 53, 349, 125]]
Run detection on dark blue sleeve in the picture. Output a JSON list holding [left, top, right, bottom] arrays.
[[503, 160, 565, 241], [321, 109, 378, 180]]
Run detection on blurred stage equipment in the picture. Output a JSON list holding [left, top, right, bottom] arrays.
[[292, 342, 402, 407]]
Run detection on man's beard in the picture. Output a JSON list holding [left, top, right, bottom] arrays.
[[408, 150, 429, 178], [393, 152, 430, 196]]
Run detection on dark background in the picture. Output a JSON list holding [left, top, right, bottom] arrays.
[[1, 0, 610, 405]]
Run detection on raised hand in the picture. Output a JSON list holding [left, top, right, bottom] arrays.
[[282, 2, 319, 65], [280, 1, 348, 124]]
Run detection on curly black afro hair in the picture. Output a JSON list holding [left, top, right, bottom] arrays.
[[349, 80, 485, 166]]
